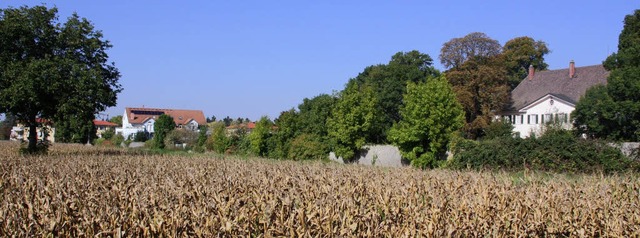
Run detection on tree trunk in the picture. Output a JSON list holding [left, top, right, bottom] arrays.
[[28, 115, 38, 152]]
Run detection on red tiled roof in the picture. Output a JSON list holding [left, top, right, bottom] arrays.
[[226, 122, 256, 130], [125, 107, 207, 126], [93, 120, 118, 127]]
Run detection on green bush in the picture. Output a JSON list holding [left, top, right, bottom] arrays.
[[101, 128, 115, 140], [94, 137, 106, 146], [288, 134, 329, 160], [449, 129, 635, 174], [111, 134, 124, 147], [133, 131, 148, 142], [164, 129, 198, 150]]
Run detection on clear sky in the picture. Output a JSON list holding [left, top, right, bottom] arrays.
[[1, 1, 638, 121]]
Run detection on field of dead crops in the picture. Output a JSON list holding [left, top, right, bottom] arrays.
[[1, 141, 639, 237]]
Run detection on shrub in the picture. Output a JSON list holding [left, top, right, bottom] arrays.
[[133, 131, 148, 142], [101, 128, 115, 140], [288, 134, 329, 160], [164, 129, 198, 150], [94, 138, 106, 146], [205, 122, 229, 153], [449, 129, 634, 174], [111, 134, 125, 147]]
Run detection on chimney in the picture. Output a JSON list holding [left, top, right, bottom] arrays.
[[528, 65, 535, 80], [569, 60, 575, 78]]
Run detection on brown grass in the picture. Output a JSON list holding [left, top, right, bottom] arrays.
[[1, 141, 639, 237]]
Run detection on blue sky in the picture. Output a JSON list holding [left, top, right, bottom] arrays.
[[1, 1, 638, 121]]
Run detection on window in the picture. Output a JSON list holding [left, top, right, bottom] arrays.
[[556, 113, 567, 123], [528, 114, 539, 125], [544, 114, 553, 123]]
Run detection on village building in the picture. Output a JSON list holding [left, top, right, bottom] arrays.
[[501, 61, 609, 137], [93, 120, 119, 138], [116, 107, 206, 139], [10, 118, 56, 143]]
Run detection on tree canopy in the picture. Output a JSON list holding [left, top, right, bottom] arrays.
[[349, 50, 440, 142], [502, 36, 550, 90], [0, 5, 121, 151], [153, 114, 175, 149], [439, 32, 501, 69], [327, 82, 380, 162], [573, 9, 640, 141], [442, 33, 549, 139], [388, 76, 464, 169]]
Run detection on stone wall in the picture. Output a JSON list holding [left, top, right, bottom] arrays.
[[329, 145, 408, 167]]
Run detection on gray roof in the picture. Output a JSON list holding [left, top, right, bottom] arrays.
[[510, 64, 609, 111]]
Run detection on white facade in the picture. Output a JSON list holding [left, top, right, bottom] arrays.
[[116, 108, 203, 139], [504, 94, 574, 138], [115, 110, 155, 139]]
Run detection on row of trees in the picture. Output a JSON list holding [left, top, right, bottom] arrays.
[[217, 33, 550, 167]]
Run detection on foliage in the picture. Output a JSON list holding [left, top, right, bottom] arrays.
[[482, 119, 514, 140], [439, 32, 501, 69], [445, 55, 509, 139], [195, 126, 207, 152], [132, 131, 148, 142], [388, 76, 464, 169], [222, 116, 233, 127], [288, 133, 329, 160], [0, 5, 121, 152], [164, 129, 199, 150], [206, 121, 230, 154], [269, 109, 300, 159], [109, 115, 123, 127], [350, 51, 439, 143], [502, 36, 550, 90], [248, 116, 273, 157], [101, 128, 115, 140], [297, 94, 337, 138], [327, 83, 379, 162], [0, 113, 15, 140], [449, 129, 635, 174], [55, 118, 97, 144], [111, 134, 124, 147], [153, 114, 175, 149], [573, 10, 640, 141]]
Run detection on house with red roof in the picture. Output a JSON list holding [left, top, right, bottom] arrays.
[[116, 107, 206, 139], [94, 120, 118, 138], [10, 118, 56, 143], [500, 61, 609, 137]]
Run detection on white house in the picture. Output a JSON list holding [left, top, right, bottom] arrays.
[[116, 107, 206, 139], [501, 61, 609, 138]]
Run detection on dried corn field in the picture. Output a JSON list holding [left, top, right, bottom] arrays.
[[1, 142, 640, 237]]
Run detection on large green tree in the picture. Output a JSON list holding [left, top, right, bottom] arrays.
[[249, 116, 274, 157], [502, 36, 550, 90], [388, 76, 464, 169], [327, 82, 380, 162], [269, 109, 300, 159], [573, 9, 640, 141], [350, 50, 439, 142], [109, 115, 123, 127], [0, 6, 121, 151], [153, 114, 175, 149], [297, 94, 337, 138]]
